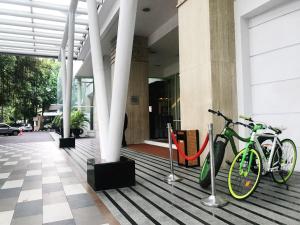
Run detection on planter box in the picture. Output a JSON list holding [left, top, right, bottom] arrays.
[[59, 137, 75, 148], [87, 156, 135, 191]]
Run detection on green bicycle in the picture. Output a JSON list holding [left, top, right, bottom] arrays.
[[199, 109, 272, 188], [228, 116, 297, 200]]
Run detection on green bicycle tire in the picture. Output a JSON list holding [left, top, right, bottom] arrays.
[[199, 140, 226, 188], [228, 148, 262, 200], [271, 139, 297, 184]]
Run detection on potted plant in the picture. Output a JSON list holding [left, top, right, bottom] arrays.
[[52, 114, 62, 134], [71, 110, 89, 138]]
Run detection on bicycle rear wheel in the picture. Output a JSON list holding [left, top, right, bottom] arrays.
[[271, 139, 297, 184], [228, 148, 261, 200], [199, 140, 226, 188]]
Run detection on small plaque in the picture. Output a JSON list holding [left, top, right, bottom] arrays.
[[131, 96, 139, 105]]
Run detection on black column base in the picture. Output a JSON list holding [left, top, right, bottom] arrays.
[[59, 137, 75, 148], [87, 156, 135, 191]]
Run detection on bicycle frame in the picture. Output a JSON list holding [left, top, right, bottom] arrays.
[[253, 133, 282, 174], [217, 126, 250, 156]]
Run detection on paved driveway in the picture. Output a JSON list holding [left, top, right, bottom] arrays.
[[0, 132, 54, 144]]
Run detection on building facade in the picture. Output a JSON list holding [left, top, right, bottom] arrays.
[[75, 0, 299, 171]]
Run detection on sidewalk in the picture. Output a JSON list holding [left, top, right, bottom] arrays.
[[0, 136, 114, 225]]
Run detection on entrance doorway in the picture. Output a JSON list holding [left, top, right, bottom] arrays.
[[149, 74, 180, 141]]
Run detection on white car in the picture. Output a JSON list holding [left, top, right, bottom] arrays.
[[20, 124, 33, 132]]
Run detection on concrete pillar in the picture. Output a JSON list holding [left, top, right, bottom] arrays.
[[111, 36, 149, 144], [107, 0, 138, 162], [86, 0, 110, 160], [178, 0, 237, 165]]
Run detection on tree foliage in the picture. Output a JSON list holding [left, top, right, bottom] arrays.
[[0, 54, 59, 124]]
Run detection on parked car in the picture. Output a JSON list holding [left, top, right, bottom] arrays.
[[0, 123, 20, 136], [20, 124, 33, 132]]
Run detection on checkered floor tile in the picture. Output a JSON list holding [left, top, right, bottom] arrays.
[[0, 141, 108, 225]]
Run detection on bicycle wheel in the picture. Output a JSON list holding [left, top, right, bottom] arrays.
[[271, 139, 297, 184], [199, 140, 226, 188], [228, 148, 261, 200]]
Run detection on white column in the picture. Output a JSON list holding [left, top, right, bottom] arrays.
[[61, 48, 69, 138], [60, 48, 67, 104], [77, 78, 82, 110], [64, 12, 75, 138], [107, 0, 138, 162], [86, 0, 109, 159]]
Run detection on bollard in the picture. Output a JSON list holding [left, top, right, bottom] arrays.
[[201, 123, 228, 207], [164, 123, 182, 184]]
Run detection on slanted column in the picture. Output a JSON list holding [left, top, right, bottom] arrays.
[[86, 0, 110, 159], [77, 78, 82, 110], [61, 48, 68, 138], [60, 48, 67, 104], [107, 0, 138, 162], [64, 12, 75, 138]]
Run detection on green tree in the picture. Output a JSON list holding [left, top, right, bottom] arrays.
[[0, 54, 59, 124]]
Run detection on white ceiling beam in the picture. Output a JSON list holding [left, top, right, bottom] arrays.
[[0, 42, 80, 53], [0, 0, 88, 15], [0, 48, 59, 57], [0, 28, 85, 41], [79, 0, 104, 3], [0, 42, 58, 51], [0, 9, 88, 25], [0, 20, 88, 34], [0, 35, 82, 47]]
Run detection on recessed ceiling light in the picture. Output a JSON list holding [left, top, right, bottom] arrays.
[[142, 7, 151, 12]]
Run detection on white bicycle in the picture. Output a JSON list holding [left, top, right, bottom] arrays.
[[228, 116, 297, 200]]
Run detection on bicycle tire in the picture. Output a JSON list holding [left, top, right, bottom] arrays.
[[199, 140, 226, 188], [228, 148, 262, 200], [271, 139, 297, 184]]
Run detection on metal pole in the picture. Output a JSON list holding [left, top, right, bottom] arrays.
[[201, 123, 228, 207], [77, 78, 82, 110], [164, 123, 182, 184], [209, 123, 216, 197], [168, 123, 174, 175]]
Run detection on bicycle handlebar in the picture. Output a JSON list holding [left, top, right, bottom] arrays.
[[239, 115, 253, 122], [234, 121, 253, 129], [208, 109, 232, 123], [208, 109, 252, 129]]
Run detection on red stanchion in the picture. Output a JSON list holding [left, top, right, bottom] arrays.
[[171, 130, 209, 161]]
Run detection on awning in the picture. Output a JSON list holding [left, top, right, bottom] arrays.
[[0, 0, 103, 58]]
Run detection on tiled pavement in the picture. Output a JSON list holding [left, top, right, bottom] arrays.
[[0, 141, 109, 225], [3, 133, 300, 225], [64, 137, 300, 225]]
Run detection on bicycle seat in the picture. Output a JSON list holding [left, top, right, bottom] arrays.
[[269, 126, 286, 134]]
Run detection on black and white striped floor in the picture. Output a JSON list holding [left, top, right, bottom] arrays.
[[64, 138, 300, 225]]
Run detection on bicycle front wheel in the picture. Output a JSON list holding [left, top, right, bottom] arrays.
[[228, 148, 262, 200], [199, 140, 226, 188], [271, 139, 297, 184]]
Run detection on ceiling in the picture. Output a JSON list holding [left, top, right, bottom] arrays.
[[76, 0, 179, 78]]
